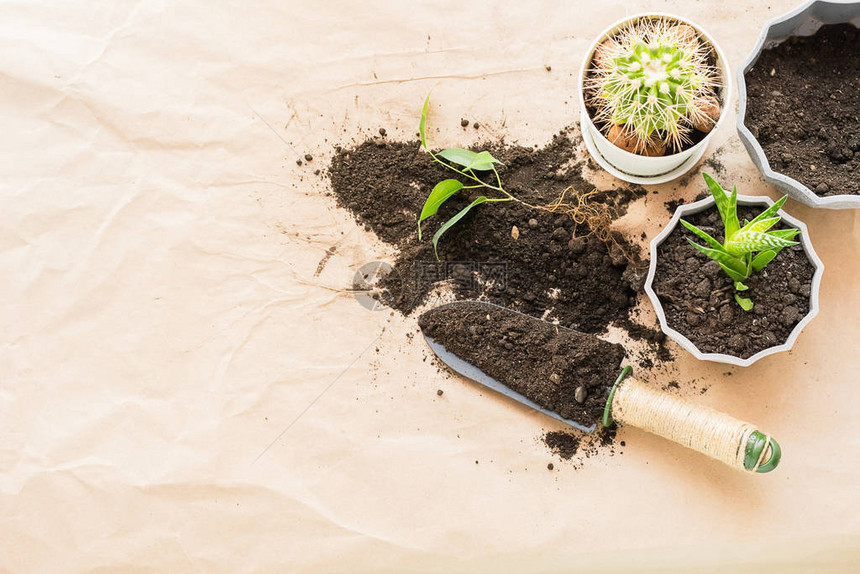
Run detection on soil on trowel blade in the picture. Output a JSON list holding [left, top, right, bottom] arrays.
[[652, 206, 814, 359], [745, 24, 860, 196], [418, 302, 626, 427]]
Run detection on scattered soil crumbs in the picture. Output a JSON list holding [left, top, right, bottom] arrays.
[[652, 206, 814, 358], [329, 123, 672, 463], [702, 155, 726, 177], [665, 174, 714, 213], [544, 431, 582, 460], [616, 316, 673, 367], [745, 24, 860, 196], [418, 302, 625, 426], [545, 427, 620, 467], [665, 198, 687, 213]]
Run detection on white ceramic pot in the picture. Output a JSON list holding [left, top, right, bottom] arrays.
[[578, 13, 732, 185], [644, 194, 824, 367]]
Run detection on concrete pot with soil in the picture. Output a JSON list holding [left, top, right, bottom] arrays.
[[579, 13, 731, 184], [644, 194, 824, 367], [738, 0, 860, 209]]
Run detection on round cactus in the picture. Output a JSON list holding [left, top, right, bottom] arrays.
[[587, 18, 721, 155]]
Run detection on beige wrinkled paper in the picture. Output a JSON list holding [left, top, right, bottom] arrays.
[[2, 1, 859, 571]]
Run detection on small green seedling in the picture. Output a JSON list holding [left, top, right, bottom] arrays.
[[416, 93, 518, 259], [681, 173, 800, 311], [417, 93, 619, 260]]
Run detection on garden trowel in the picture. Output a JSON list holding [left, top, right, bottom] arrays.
[[419, 301, 780, 473]]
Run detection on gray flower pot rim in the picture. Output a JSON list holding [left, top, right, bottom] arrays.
[[643, 194, 824, 367], [737, 0, 860, 209]]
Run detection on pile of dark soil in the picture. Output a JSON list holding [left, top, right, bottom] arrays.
[[329, 127, 647, 334], [328, 123, 670, 464], [652, 206, 814, 359], [418, 302, 626, 427], [745, 24, 860, 196]]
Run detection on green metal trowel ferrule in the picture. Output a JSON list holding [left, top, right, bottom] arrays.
[[744, 430, 781, 473], [602, 365, 632, 428]]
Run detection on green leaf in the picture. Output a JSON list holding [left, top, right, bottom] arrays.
[[769, 228, 801, 241], [432, 196, 488, 260], [734, 281, 749, 291], [703, 173, 731, 233], [702, 174, 741, 241], [751, 249, 778, 272], [419, 92, 431, 150], [420, 179, 465, 221], [746, 195, 788, 228], [726, 185, 740, 240], [437, 148, 478, 168], [418, 179, 465, 240], [437, 148, 501, 171], [740, 216, 780, 234], [734, 294, 754, 311], [727, 230, 799, 255], [687, 239, 746, 275], [466, 150, 502, 171], [680, 219, 722, 250], [721, 263, 749, 283]]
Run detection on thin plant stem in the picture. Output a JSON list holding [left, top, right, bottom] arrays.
[[427, 151, 504, 191]]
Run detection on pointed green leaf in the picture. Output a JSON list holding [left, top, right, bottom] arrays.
[[734, 281, 749, 291], [466, 150, 502, 171], [681, 219, 722, 250], [726, 185, 740, 239], [727, 230, 799, 255], [740, 216, 780, 234], [702, 173, 725, 199], [735, 294, 754, 311], [702, 173, 730, 230], [769, 228, 801, 241], [418, 179, 465, 240], [721, 263, 749, 283], [438, 148, 479, 168], [702, 174, 741, 241], [746, 195, 788, 228], [751, 249, 779, 272], [420, 179, 465, 221], [687, 239, 747, 274], [419, 92, 431, 150], [437, 148, 502, 171], [432, 196, 488, 260]]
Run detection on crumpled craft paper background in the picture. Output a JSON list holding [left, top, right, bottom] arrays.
[[1, 1, 859, 572]]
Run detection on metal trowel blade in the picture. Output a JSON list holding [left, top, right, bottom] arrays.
[[418, 301, 625, 433]]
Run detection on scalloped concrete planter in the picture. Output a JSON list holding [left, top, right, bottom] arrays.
[[644, 195, 824, 367], [737, 0, 860, 209], [578, 13, 732, 185]]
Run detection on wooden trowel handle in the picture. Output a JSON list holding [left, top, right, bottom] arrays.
[[603, 367, 781, 473]]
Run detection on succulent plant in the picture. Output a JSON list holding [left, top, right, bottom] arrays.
[[587, 17, 721, 155], [682, 174, 800, 310]]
